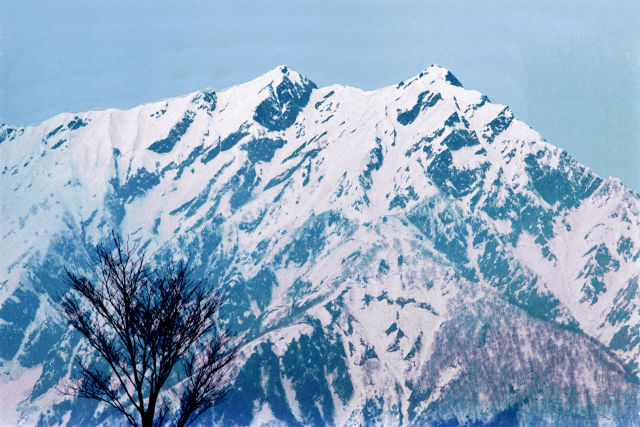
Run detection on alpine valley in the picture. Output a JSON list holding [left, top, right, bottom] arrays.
[[1, 65, 639, 426]]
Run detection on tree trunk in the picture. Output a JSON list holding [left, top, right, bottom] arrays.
[[141, 408, 154, 427], [141, 395, 157, 427]]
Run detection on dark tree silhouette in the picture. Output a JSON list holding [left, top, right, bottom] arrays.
[[58, 233, 238, 427]]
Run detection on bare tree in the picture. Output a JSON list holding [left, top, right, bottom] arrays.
[[58, 233, 238, 427]]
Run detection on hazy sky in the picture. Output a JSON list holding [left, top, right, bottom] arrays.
[[2, 0, 639, 190]]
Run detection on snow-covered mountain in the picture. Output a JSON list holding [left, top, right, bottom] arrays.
[[1, 65, 639, 426]]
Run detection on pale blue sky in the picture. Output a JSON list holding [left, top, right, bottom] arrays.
[[1, 1, 639, 190]]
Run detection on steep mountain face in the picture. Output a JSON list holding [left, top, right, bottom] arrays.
[[1, 65, 639, 426]]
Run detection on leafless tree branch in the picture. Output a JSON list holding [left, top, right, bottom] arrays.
[[57, 231, 239, 427]]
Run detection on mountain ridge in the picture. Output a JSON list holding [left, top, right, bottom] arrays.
[[1, 65, 639, 425]]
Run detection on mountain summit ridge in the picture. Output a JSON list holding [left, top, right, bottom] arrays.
[[1, 66, 639, 426]]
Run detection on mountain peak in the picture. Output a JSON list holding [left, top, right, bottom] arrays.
[[408, 64, 463, 88], [256, 65, 314, 88]]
